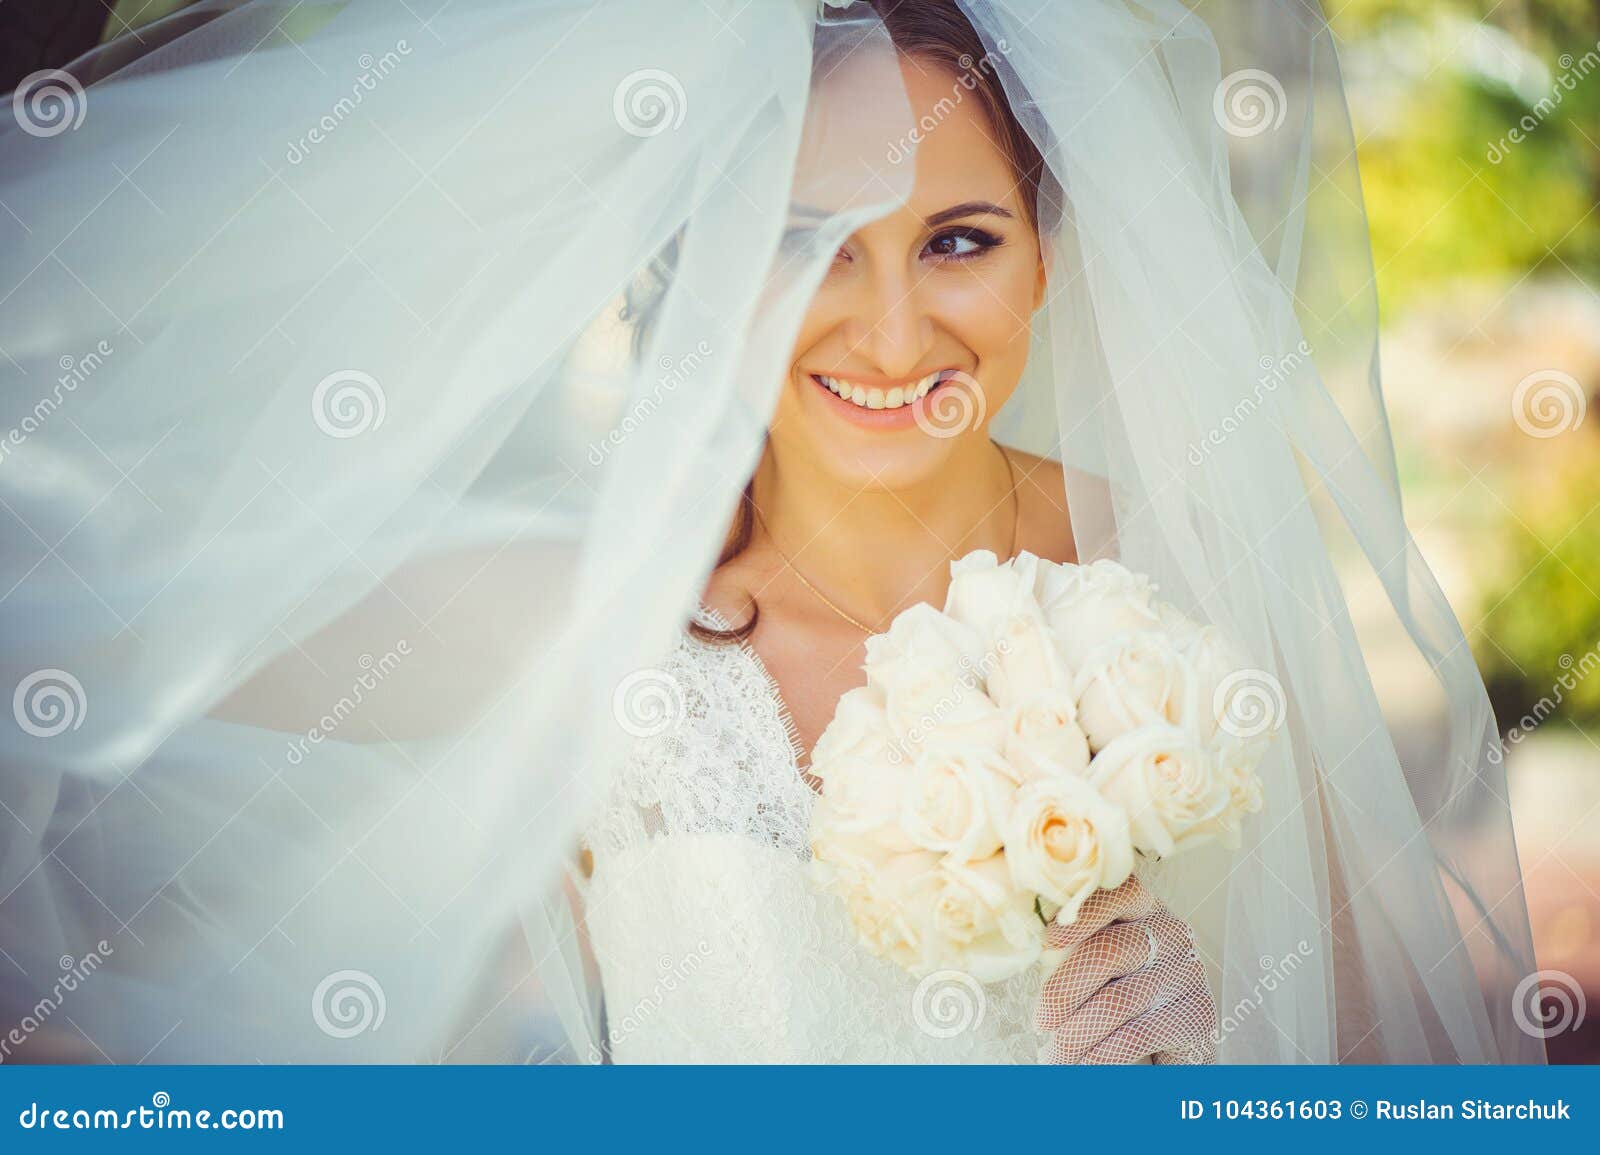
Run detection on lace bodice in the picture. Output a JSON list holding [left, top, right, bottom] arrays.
[[581, 611, 1046, 1063]]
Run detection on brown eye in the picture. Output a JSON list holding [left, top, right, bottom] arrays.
[[924, 226, 1002, 261]]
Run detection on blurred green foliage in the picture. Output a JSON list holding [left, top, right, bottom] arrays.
[[1475, 461, 1600, 729], [1331, 1, 1600, 733], [1332, 0, 1600, 315]]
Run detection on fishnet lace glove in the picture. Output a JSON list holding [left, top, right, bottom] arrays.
[[1035, 876, 1216, 1064]]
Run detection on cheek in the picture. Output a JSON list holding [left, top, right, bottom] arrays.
[[947, 259, 1038, 354]]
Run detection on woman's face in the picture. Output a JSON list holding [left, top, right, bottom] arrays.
[[770, 55, 1047, 491]]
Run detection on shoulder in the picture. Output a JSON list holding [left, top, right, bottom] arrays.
[[1003, 448, 1078, 565]]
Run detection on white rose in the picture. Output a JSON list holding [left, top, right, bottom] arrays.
[[812, 684, 890, 770], [1088, 724, 1230, 858], [1072, 631, 1199, 751], [828, 850, 943, 973], [1164, 607, 1273, 742], [1190, 738, 1267, 850], [810, 739, 919, 856], [985, 611, 1069, 708], [1002, 693, 1091, 780], [1003, 775, 1135, 924], [942, 550, 1043, 646], [898, 748, 1016, 862], [923, 855, 1043, 982], [864, 603, 1001, 751], [1037, 557, 1163, 669]]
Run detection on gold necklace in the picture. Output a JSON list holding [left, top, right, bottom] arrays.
[[751, 443, 1021, 636]]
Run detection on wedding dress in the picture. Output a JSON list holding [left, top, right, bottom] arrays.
[[583, 610, 1043, 1063]]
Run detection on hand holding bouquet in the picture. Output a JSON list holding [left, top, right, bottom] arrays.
[[809, 550, 1278, 983]]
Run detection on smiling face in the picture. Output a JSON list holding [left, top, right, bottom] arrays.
[[769, 54, 1048, 492]]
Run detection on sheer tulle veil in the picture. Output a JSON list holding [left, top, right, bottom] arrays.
[[0, 0, 1541, 1063]]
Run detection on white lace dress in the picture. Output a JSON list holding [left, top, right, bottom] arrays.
[[582, 610, 1047, 1064]]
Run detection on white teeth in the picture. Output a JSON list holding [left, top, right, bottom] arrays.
[[816, 372, 944, 410]]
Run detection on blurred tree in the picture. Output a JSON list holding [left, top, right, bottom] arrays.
[[1476, 454, 1600, 732], [1331, 0, 1600, 313]]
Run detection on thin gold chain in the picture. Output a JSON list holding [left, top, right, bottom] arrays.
[[750, 442, 1021, 636]]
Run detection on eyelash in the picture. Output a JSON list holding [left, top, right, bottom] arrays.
[[786, 225, 1006, 269], [921, 226, 1004, 263]]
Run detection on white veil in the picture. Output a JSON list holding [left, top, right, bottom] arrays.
[[0, 0, 1541, 1064]]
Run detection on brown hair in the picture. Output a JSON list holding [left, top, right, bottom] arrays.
[[687, 0, 1054, 645]]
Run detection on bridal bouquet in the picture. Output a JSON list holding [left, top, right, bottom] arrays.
[[808, 551, 1277, 983]]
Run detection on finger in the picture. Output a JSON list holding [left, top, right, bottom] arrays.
[[1040, 966, 1169, 1061], [1044, 875, 1159, 951], [1038, 908, 1193, 1028], [1037, 921, 1160, 1028], [1081, 974, 1214, 1065], [1154, 1038, 1217, 1065]]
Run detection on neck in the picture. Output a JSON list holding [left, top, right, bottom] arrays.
[[750, 437, 1015, 629]]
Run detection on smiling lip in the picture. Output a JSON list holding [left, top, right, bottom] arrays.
[[806, 370, 957, 430]]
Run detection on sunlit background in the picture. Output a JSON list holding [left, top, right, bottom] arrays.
[[2, 0, 1595, 1062], [1327, 0, 1599, 1064]]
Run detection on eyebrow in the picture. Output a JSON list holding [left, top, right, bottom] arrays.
[[925, 201, 1014, 227], [784, 200, 1014, 228]]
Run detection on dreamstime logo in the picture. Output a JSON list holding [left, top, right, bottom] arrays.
[[13, 669, 86, 738], [12, 70, 87, 137], [1212, 939, 1313, 1044], [587, 940, 711, 1061], [1487, 40, 1600, 163], [887, 638, 1011, 764], [613, 69, 686, 137], [1489, 644, 1600, 765], [1212, 69, 1287, 138], [282, 641, 411, 766], [285, 40, 413, 164], [1511, 369, 1585, 438], [885, 42, 1010, 164], [1, 339, 113, 467], [612, 668, 684, 738], [1214, 668, 1286, 740], [312, 369, 387, 438], [311, 969, 386, 1039], [587, 340, 714, 466], [1187, 341, 1311, 465], [0, 940, 114, 1064], [911, 969, 986, 1038], [913, 371, 985, 438], [1512, 969, 1586, 1039]]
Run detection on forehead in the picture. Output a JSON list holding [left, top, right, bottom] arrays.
[[895, 54, 1024, 214], [795, 49, 1025, 219]]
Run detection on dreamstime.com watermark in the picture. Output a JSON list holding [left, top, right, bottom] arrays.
[[0, 942, 113, 1064], [286, 41, 413, 164], [16, 1093, 283, 1132], [1512, 969, 1586, 1039], [887, 639, 1011, 764], [885, 42, 1010, 164], [587, 340, 714, 466], [282, 641, 411, 766], [11, 69, 86, 137], [1487, 642, 1600, 766], [1188, 341, 1312, 465], [0, 339, 113, 467], [589, 940, 711, 1060], [1487, 39, 1600, 164], [911, 969, 986, 1039], [1212, 939, 1314, 1045]]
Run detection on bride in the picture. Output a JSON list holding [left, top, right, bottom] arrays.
[[0, 0, 1541, 1065]]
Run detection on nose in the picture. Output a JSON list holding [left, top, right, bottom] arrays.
[[844, 262, 934, 379]]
